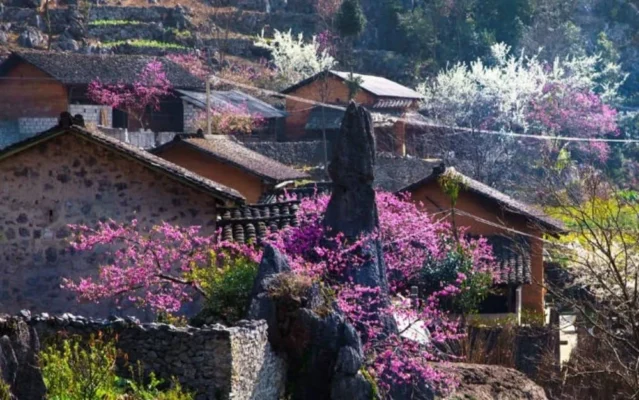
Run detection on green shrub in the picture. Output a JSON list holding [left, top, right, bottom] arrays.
[[0, 381, 12, 400], [102, 40, 187, 50], [89, 20, 141, 26], [119, 363, 193, 400], [40, 334, 193, 400], [40, 333, 119, 400], [193, 250, 258, 325]]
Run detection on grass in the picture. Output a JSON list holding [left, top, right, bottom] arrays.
[[89, 19, 142, 26], [102, 39, 187, 50]]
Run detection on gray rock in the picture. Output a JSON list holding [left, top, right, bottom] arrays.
[[331, 373, 374, 400], [54, 30, 80, 52], [18, 27, 45, 48], [323, 101, 397, 335], [0, 320, 46, 400], [334, 346, 362, 375], [0, 31, 8, 44]]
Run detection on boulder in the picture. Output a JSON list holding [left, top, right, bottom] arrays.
[[18, 27, 45, 48], [438, 363, 548, 400], [54, 29, 80, 51], [0, 316, 46, 400], [247, 245, 375, 400]]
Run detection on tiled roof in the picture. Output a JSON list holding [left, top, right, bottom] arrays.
[[0, 51, 203, 89], [282, 70, 423, 100], [218, 201, 300, 243], [486, 235, 532, 285], [371, 99, 415, 109], [400, 166, 565, 233], [0, 119, 245, 204], [178, 89, 287, 119], [153, 135, 309, 182]]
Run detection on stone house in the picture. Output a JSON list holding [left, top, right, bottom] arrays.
[[152, 134, 309, 203], [0, 51, 203, 147], [281, 70, 424, 155], [400, 165, 565, 320], [0, 116, 244, 317], [178, 89, 288, 140]]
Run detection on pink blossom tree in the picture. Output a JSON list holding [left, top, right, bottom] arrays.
[[166, 53, 211, 80], [64, 191, 499, 396], [527, 83, 619, 161], [194, 102, 265, 135], [87, 60, 172, 130]]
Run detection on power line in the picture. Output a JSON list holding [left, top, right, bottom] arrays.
[[208, 74, 639, 145]]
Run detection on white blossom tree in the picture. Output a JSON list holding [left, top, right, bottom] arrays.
[[416, 43, 624, 190], [254, 29, 337, 87]]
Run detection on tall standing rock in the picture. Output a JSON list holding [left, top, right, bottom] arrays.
[[323, 101, 396, 334]]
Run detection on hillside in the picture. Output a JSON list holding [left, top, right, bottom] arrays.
[[1, 0, 638, 98]]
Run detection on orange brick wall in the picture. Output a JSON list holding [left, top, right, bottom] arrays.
[[154, 143, 268, 203], [284, 76, 376, 140], [408, 181, 546, 314], [0, 62, 68, 120]]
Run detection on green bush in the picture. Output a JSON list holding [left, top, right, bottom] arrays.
[[193, 250, 259, 325], [102, 40, 186, 50], [40, 334, 193, 400], [0, 381, 12, 400], [89, 20, 141, 26], [40, 333, 119, 400]]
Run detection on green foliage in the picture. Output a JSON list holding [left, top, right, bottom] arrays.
[[89, 20, 141, 26], [438, 172, 465, 207], [118, 363, 193, 400], [40, 333, 119, 400], [193, 250, 258, 325], [0, 381, 12, 400], [360, 367, 379, 399], [344, 72, 363, 100], [335, 0, 367, 38], [40, 335, 193, 400], [103, 40, 186, 50], [419, 240, 493, 314]]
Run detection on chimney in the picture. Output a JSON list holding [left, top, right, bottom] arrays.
[[58, 112, 73, 128]]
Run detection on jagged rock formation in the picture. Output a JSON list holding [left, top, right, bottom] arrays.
[[323, 101, 396, 333], [0, 316, 46, 400], [248, 245, 375, 400]]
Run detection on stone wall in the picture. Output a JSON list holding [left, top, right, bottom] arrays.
[[98, 127, 178, 149], [0, 132, 219, 317], [17, 117, 58, 135], [3, 314, 286, 400], [183, 100, 199, 133], [69, 104, 113, 128]]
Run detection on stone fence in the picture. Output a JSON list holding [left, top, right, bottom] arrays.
[[3, 313, 286, 400]]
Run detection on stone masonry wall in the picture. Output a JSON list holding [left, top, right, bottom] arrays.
[[17, 117, 58, 135], [69, 104, 113, 128], [183, 101, 199, 133], [7, 314, 286, 400], [0, 132, 219, 318]]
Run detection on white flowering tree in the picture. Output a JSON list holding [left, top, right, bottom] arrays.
[[416, 43, 624, 189], [254, 29, 337, 87]]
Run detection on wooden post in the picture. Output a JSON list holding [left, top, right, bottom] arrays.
[[516, 285, 523, 325], [206, 77, 211, 136]]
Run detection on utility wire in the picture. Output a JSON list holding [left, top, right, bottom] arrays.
[[208, 74, 639, 145]]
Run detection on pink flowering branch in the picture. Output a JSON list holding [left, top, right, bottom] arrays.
[[87, 60, 172, 130], [63, 220, 259, 313], [194, 102, 265, 135]]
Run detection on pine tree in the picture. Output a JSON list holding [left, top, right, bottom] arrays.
[[335, 0, 367, 38]]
